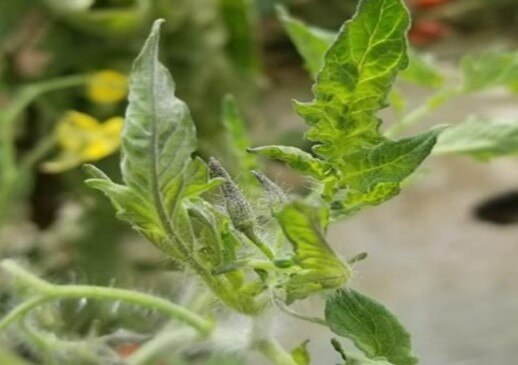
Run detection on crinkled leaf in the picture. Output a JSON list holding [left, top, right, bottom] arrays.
[[279, 5, 440, 89], [291, 340, 311, 365], [273, 0, 442, 216], [331, 127, 444, 215], [86, 20, 218, 260], [277, 200, 351, 302], [434, 117, 518, 160], [121, 19, 196, 205], [325, 289, 417, 365], [249, 145, 329, 179], [462, 51, 518, 92], [186, 197, 244, 288], [84, 164, 167, 247], [296, 0, 410, 159]]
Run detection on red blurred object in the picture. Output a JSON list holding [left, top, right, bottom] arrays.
[[116, 343, 140, 358], [115, 343, 166, 364], [412, 0, 451, 9], [409, 20, 449, 45]]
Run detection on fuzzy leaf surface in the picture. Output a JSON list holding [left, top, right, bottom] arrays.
[[277, 200, 351, 302], [86, 20, 218, 259], [326, 289, 417, 365]]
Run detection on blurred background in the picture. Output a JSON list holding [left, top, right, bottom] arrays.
[[1, 0, 518, 364]]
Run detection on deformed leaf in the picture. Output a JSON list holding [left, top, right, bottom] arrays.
[[332, 127, 444, 214], [121, 19, 196, 208], [277, 200, 351, 302], [86, 20, 218, 260], [249, 145, 330, 179], [84, 164, 166, 247], [269, 0, 443, 216], [434, 117, 518, 160], [325, 289, 417, 365], [279, 6, 441, 88], [296, 0, 411, 159]]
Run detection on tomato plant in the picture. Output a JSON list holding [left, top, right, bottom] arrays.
[[0, 0, 517, 364]]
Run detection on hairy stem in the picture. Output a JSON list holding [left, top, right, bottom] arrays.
[[0, 260, 213, 335]]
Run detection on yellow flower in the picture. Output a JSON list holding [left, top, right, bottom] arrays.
[[86, 70, 128, 104], [42, 111, 123, 173]]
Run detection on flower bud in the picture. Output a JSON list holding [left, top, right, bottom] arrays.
[[252, 170, 288, 214], [208, 158, 255, 235]]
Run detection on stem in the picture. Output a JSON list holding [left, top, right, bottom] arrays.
[[0, 74, 90, 226], [386, 88, 459, 137], [246, 230, 275, 261], [255, 339, 298, 365], [271, 292, 328, 328], [128, 327, 197, 365], [20, 134, 57, 171], [0, 260, 213, 335]]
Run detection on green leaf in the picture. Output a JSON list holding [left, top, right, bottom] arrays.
[[330, 127, 444, 215], [84, 164, 166, 245], [332, 339, 394, 365], [434, 117, 518, 160], [121, 18, 197, 222], [296, 0, 411, 159], [219, 0, 258, 71], [291, 340, 311, 365], [222, 95, 258, 174], [248, 145, 329, 179], [279, 6, 440, 89], [461, 51, 518, 92], [277, 200, 351, 302], [400, 49, 443, 88], [273, 0, 442, 216], [325, 289, 417, 365], [85, 20, 219, 261], [277, 6, 335, 78]]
